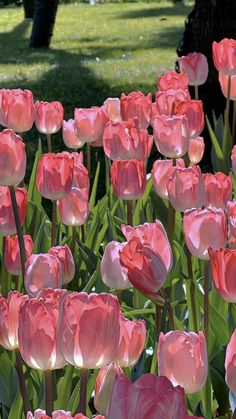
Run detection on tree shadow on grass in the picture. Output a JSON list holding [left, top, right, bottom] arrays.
[[116, 3, 192, 20]]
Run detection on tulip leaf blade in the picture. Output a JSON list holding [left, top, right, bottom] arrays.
[[28, 138, 42, 206], [89, 161, 100, 210], [8, 388, 23, 419], [206, 116, 227, 173], [54, 365, 74, 409], [0, 348, 18, 409]]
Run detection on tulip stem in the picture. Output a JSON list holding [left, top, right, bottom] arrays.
[[105, 155, 110, 195], [78, 368, 88, 415], [81, 224, 85, 243], [194, 85, 199, 100], [155, 304, 162, 342], [86, 143, 91, 174], [204, 260, 209, 339], [51, 200, 57, 247], [127, 200, 133, 226], [70, 226, 77, 256], [9, 185, 26, 279], [15, 349, 31, 416], [46, 134, 52, 152], [186, 249, 198, 332], [223, 74, 231, 156], [167, 201, 175, 244], [45, 370, 53, 416], [233, 101, 236, 145]]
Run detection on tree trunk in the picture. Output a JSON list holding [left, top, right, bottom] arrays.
[[29, 0, 59, 48], [23, 0, 34, 19]]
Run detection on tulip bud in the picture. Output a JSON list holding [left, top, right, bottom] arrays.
[[35, 101, 64, 134], [167, 165, 205, 212], [158, 330, 208, 394], [175, 100, 204, 138], [219, 74, 236, 100], [155, 88, 190, 116], [120, 91, 152, 129], [115, 317, 146, 367], [209, 248, 236, 303], [0, 129, 26, 186], [188, 137, 205, 164], [151, 158, 185, 199], [36, 153, 74, 200], [102, 97, 121, 122], [24, 253, 63, 296], [0, 187, 27, 236], [62, 119, 85, 149], [0, 88, 34, 132], [183, 207, 227, 260], [157, 70, 189, 91], [58, 187, 89, 226], [94, 362, 124, 415], [203, 172, 232, 209], [178, 52, 209, 86], [212, 38, 236, 75], [4, 235, 33, 275], [101, 241, 132, 290], [49, 245, 75, 285], [225, 329, 236, 395], [74, 106, 105, 144], [110, 159, 146, 200]]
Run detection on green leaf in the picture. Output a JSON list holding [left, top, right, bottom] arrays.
[[206, 116, 227, 173], [0, 348, 18, 409], [54, 365, 74, 409], [89, 161, 100, 210], [8, 388, 23, 419], [28, 139, 42, 206]]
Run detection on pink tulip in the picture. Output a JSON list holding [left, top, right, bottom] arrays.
[[115, 317, 146, 367], [203, 172, 232, 209], [153, 114, 190, 158], [231, 145, 236, 174], [158, 331, 208, 394], [102, 97, 121, 122], [121, 220, 173, 273], [27, 411, 104, 419], [74, 106, 105, 144], [157, 70, 189, 91], [228, 231, 236, 249], [36, 153, 74, 200], [0, 187, 27, 236], [225, 329, 236, 395], [120, 91, 152, 129], [60, 292, 121, 369], [151, 158, 185, 199], [209, 248, 236, 303], [4, 235, 33, 275], [101, 241, 132, 290], [35, 101, 64, 134], [58, 187, 89, 226], [155, 88, 190, 116], [72, 157, 89, 193], [0, 129, 26, 186], [24, 253, 63, 297], [227, 201, 236, 235], [219, 74, 236, 100], [188, 137, 205, 164], [183, 207, 227, 259], [178, 52, 208, 86], [167, 165, 205, 212], [0, 88, 34, 132], [110, 159, 146, 200], [212, 38, 236, 75], [62, 119, 85, 149], [0, 291, 29, 350], [175, 100, 204, 138], [49, 245, 75, 285], [94, 362, 124, 415]]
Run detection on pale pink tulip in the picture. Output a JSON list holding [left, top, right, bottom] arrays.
[[94, 362, 124, 415], [188, 137, 205, 164], [0, 129, 26, 186], [178, 53, 208, 86], [115, 316, 146, 367], [203, 172, 232, 209], [101, 241, 132, 290], [0, 88, 34, 132], [62, 119, 85, 149], [151, 158, 185, 199], [35, 101, 64, 134]]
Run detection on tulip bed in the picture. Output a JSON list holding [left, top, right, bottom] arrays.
[[2, 35, 236, 419]]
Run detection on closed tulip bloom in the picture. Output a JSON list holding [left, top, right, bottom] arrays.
[[102, 97, 121, 122], [60, 292, 120, 369], [219, 74, 236, 100], [227, 201, 236, 235], [0, 129, 26, 186], [157, 70, 189, 91], [178, 53, 209, 86], [188, 137, 205, 164], [203, 172, 232, 209], [62, 119, 85, 149], [212, 38, 236, 75], [158, 331, 208, 394], [120, 91, 152, 129], [19, 289, 67, 370], [121, 220, 173, 273], [231, 145, 236, 174], [209, 248, 236, 303], [167, 166, 205, 212], [0, 291, 29, 350], [74, 106, 105, 144], [94, 362, 124, 415], [35, 101, 64, 134], [101, 241, 132, 290], [110, 159, 146, 200], [0, 187, 27, 236], [175, 100, 204, 138], [155, 89, 190, 116], [115, 317, 146, 367], [107, 374, 192, 419], [153, 114, 190, 158], [36, 153, 74, 200], [49, 245, 75, 285], [183, 207, 227, 260], [58, 187, 89, 226], [225, 329, 236, 395], [24, 253, 63, 297], [103, 118, 149, 161], [4, 235, 33, 276], [0, 88, 34, 132], [152, 158, 185, 199]]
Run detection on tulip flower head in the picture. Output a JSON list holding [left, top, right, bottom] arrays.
[[0, 187, 27, 236], [0, 88, 34, 132], [101, 241, 132, 290], [152, 158, 185, 199], [203, 172, 232, 209], [35, 101, 64, 134], [4, 235, 33, 276], [225, 329, 236, 395], [110, 159, 146, 200], [0, 129, 26, 186], [188, 137, 205, 165], [178, 52, 209, 86], [62, 119, 85, 149], [120, 91, 152, 129], [94, 362, 124, 415], [115, 316, 146, 367], [157, 70, 189, 91], [212, 38, 236, 75], [209, 248, 236, 303]]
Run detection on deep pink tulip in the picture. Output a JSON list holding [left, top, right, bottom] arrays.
[[155, 88, 190, 116], [227, 201, 236, 236], [188, 136, 205, 164], [4, 235, 33, 275], [102, 97, 121, 122], [175, 100, 204, 138], [167, 165, 205, 212], [94, 362, 124, 415], [60, 292, 121, 369], [0, 291, 29, 350], [219, 74, 236, 100], [101, 241, 132, 290], [110, 159, 146, 200], [151, 158, 185, 199], [209, 248, 236, 303], [115, 317, 146, 367], [58, 187, 89, 226], [19, 288, 67, 370], [36, 153, 74, 200], [49, 245, 75, 285], [225, 329, 236, 395], [0, 88, 34, 132], [0, 187, 27, 236], [203, 172, 232, 209], [153, 114, 190, 158], [178, 52, 208, 86], [158, 331, 208, 394], [74, 106, 105, 144], [120, 91, 152, 129], [24, 253, 63, 297], [35, 101, 64, 134], [231, 145, 236, 174], [183, 207, 227, 259], [157, 70, 189, 91], [0, 129, 26, 186], [212, 38, 236, 75], [62, 119, 85, 149]]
